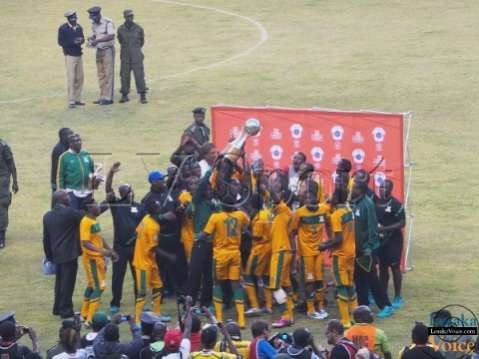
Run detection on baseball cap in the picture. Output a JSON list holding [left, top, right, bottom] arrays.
[[92, 311, 109, 327], [148, 171, 165, 183], [164, 329, 182, 351]]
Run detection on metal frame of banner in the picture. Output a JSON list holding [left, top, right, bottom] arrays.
[[402, 111, 415, 272]]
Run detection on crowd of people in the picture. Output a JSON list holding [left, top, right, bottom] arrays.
[[0, 106, 475, 359]]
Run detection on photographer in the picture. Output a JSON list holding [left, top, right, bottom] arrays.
[[0, 321, 42, 359], [52, 326, 86, 359], [93, 315, 143, 359]]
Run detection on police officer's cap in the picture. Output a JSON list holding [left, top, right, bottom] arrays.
[[123, 9, 134, 17], [87, 6, 101, 14], [64, 10, 76, 18], [192, 107, 206, 114], [0, 311, 16, 324]]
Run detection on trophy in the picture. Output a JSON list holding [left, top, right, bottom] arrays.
[[222, 118, 261, 162]]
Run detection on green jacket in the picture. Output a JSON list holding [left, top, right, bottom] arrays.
[[191, 169, 219, 238], [351, 195, 379, 256], [117, 22, 144, 63], [57, 150, 94, 191]]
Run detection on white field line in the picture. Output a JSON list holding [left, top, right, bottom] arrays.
[[0, 0, 269, 105]]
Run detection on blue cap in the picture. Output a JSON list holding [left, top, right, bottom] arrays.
[[148, 171, 165, 183]]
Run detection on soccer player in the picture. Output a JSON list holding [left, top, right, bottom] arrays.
[[133, 201, 172, 323], [244, 196, 273, 316], [178, 177, 199, 262], [376, 179, 406, 309], [80, 199, 118, 322], [291, 191, 329, 320], [199, 194, 250, 328], [268, 185, 294, 329], [319, 187, 356, 328]]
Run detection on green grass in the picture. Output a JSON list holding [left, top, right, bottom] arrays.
[[1, 0, 478, 356]]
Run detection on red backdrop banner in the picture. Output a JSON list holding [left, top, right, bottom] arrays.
[[211, 106, 405, 201]]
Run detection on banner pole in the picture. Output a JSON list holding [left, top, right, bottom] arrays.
[[403, 112, 415, 272]]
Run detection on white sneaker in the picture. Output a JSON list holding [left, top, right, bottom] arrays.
[[316, 309, 329, 319], [307, 310, 329, 320], [245, 307, 263, 317]]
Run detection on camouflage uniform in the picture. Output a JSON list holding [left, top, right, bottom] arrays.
[[0, 141, 14, 235]]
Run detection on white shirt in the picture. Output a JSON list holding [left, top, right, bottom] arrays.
[[91, 16, 115, 49], [199, 160, 211, 178], [53, 349, 87, 359]]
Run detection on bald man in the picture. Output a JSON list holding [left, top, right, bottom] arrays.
[[43, 190, 85, 318], [104, 162, 142, 313]]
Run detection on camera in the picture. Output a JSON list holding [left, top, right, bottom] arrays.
[[177, 295, 186, 305]]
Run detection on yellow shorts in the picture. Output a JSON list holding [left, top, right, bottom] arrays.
[[83, 256, 106, 291], [245, 247, 271, 277], [213, 250, 241, 281], [269, 251, 293, 290], [300, 255, 323, 283], [135, 267, 163, 291], [332, 255, 355, 287]]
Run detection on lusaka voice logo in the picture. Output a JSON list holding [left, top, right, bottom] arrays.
[[428, 304, 478, 359]]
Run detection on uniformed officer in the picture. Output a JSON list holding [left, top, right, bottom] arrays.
[[0, 140, 19, 249], [87, 6, 115, 105], [58, 11, 85, 109], [117, 9, 147, 104], [182, 108, 210, 150]]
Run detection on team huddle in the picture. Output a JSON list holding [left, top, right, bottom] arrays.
[[43, 108, 406, 333]]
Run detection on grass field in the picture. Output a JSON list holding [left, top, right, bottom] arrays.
[[1, 0, 478, 356]]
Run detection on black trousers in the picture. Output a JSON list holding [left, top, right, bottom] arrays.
[[157, 239, 188, 295], [354, 258, 391, 309], [187, 240, 213, 307], [53, 259, 78, 316], [111, 245, 137, 307]]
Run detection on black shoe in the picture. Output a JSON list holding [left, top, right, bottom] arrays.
[[140, 94, 147, 104], [75, 101, 85, 106], [119, 95, 129, 103], [99, 100, 114, 105]]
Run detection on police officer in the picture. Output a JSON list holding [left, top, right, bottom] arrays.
[[117, 9, 147, 104], [0, 139, 19, 249], [87, 6, 115, 105], [183, 108, 210, 150]]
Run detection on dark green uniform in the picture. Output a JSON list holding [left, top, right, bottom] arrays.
[[117, 21, 146, 95], [184, 123, 210, 146], [0, 141, 14, 233]]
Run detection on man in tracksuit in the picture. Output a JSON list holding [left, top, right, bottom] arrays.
[[351, 181, 393, 318], [56, 133, 94, 209]]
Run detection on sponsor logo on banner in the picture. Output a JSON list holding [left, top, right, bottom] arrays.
[[250, 149, 262, 161], [310, 147, 324, 169], [352, 149, 366, 165], [311, 130, 323, 142], [331, 125, 344, 150], [372, 127, 386, 151], [374, 172, 386, 187], [352, 131, 364, 144], [332, 153, 342, 165], [290, 124, 303, 148], [270, 128, 283, 140], [229, 126, 241, 139], [270, 145, 283, 168]]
